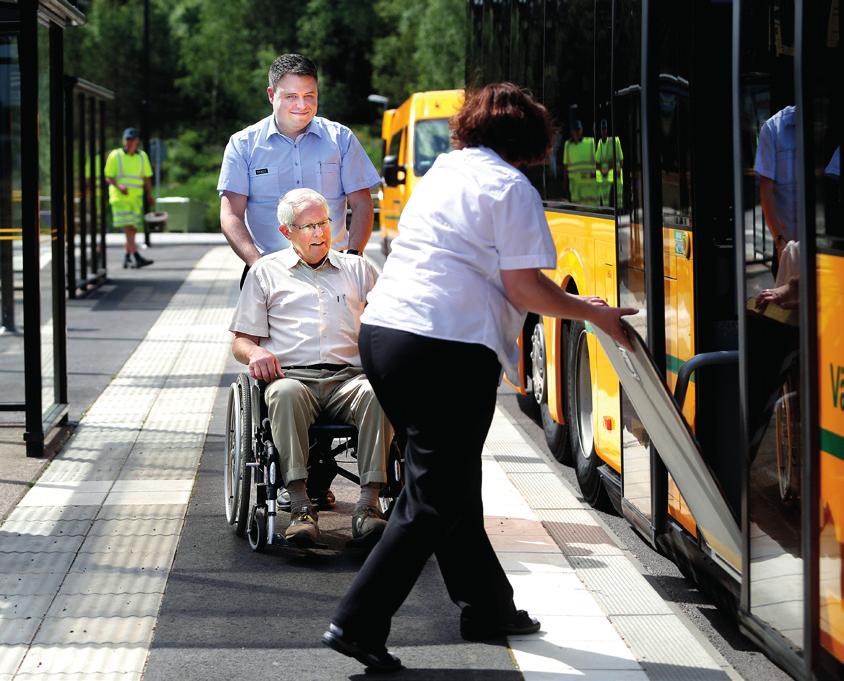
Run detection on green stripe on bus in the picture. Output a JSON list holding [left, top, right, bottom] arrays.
[[821, 428, 844, 461], [665, 354, 695, 382]]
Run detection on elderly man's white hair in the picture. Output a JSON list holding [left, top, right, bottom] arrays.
[[277, 188, 329, 227]]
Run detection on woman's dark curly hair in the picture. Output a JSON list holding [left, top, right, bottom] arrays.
[[450, 82, 555, 166]]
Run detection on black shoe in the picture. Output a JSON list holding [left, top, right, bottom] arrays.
[[310, 487, 336, 509], [123, 254, 134, 269], [278, 487, 336, 512], [460, 608, 541, 641], [321, 623, 403, 673], [133, 252, 154, 268]]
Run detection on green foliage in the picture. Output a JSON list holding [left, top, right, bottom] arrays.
[[372, 0, 465, 107], [414, 0, 466, 92], [297, 0, 378, 122]]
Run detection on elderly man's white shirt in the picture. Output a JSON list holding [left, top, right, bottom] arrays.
[[231, 248, 378, 367]]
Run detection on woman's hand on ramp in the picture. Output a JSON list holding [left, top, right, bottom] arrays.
[[589, 305, 638, 352]]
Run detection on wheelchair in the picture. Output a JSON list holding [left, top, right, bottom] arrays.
[[223, 373, 404, 551]]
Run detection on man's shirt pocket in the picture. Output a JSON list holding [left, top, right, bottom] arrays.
[[249, 166, 280, 201], [319, 162, 342, 198]]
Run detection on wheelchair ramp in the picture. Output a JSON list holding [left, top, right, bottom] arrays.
[[591, 320, 742, 566]]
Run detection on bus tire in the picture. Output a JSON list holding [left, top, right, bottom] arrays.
[[566, 320, 612, 510], [530, 318, 572, 464]]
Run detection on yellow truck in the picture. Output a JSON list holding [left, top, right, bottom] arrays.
[[378, 89, 463, 254]]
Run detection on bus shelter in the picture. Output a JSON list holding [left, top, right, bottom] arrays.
[[0, 0, 85, 456]]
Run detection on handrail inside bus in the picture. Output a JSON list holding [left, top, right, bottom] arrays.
[[673, 351, 739, 410]]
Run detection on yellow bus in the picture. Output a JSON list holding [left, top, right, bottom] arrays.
[[378, 89, 463, 253], [468, 0, 841, 678]]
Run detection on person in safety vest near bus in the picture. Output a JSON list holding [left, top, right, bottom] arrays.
[[562, 120, 597, 204], [104, 127, 154, 269], [596, 119, 624, 208]]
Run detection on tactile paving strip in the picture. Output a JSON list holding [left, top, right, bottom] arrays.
[[484, 407, 736, 681], [0, 247, 241, 680]]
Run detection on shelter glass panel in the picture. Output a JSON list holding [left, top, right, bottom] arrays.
[[0, 31, 23, 409], [37, 22, 54, 416]]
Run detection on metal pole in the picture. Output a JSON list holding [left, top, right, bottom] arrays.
[[142, 0, 151, 247], [87, 94, 97, 273], [20, 0, 44, 456], [99, 99, 107, 274], [50, 23, 67, 411], [77, 93, 87, 284], [65, 80, 76, 297]]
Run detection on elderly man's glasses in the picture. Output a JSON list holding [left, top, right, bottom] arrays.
[[290, 217, 332, 232]]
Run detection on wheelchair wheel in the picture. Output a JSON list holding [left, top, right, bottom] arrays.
[[247, 505, 268, 552], [379, 436, 404, 519], [224, 374, 252, 536]]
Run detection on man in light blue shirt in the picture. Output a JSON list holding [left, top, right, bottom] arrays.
[[218, 54, 380, 272], [754, 105, 798, 264]]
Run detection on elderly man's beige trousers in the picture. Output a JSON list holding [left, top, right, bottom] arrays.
[[264, 366, 391, 487]]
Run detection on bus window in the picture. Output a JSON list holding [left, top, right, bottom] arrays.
[[466, 0, 485, 88], [388, 128, 404, 163], [595, 0, 618, 210], [413, 119, 450, 177], [482, 0, 510, 83], [510, 0, 545, 195], [544, 0, 599, 209], [739, 0, 804, 652]]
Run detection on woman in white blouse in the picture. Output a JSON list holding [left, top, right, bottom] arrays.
[[322, 83, 635, 672]]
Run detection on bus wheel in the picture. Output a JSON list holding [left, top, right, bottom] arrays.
[[530, 318, 572, 464], [566, 320, 611, 510]]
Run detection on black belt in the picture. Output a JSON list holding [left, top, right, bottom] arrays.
[[282, 363, 351, 371]]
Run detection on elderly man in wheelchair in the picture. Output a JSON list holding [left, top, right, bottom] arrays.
[[227, 188, 393, 549]]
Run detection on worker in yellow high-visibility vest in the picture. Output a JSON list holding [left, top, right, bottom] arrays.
[[562, 120, 598, 205], [596, 119, 624, 208], [104, 128, 154, 268]]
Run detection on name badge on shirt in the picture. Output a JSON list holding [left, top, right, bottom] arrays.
[[255, 168, 269, 175]]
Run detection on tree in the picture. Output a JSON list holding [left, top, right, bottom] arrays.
[[372, 0, 465, 108], [414, 0, 465, 93], [297, 0, 378, 123], [64, 0, 183, 139]]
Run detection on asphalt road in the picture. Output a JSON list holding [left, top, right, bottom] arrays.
[[144, 349, 519, 681]]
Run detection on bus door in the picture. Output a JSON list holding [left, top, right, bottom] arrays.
[[614, 0, 741, 558], [735, 0, 807, 669], [736, 1, 842, 677]]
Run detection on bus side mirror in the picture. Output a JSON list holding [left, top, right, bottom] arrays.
[[383, 155, 406, 187]]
